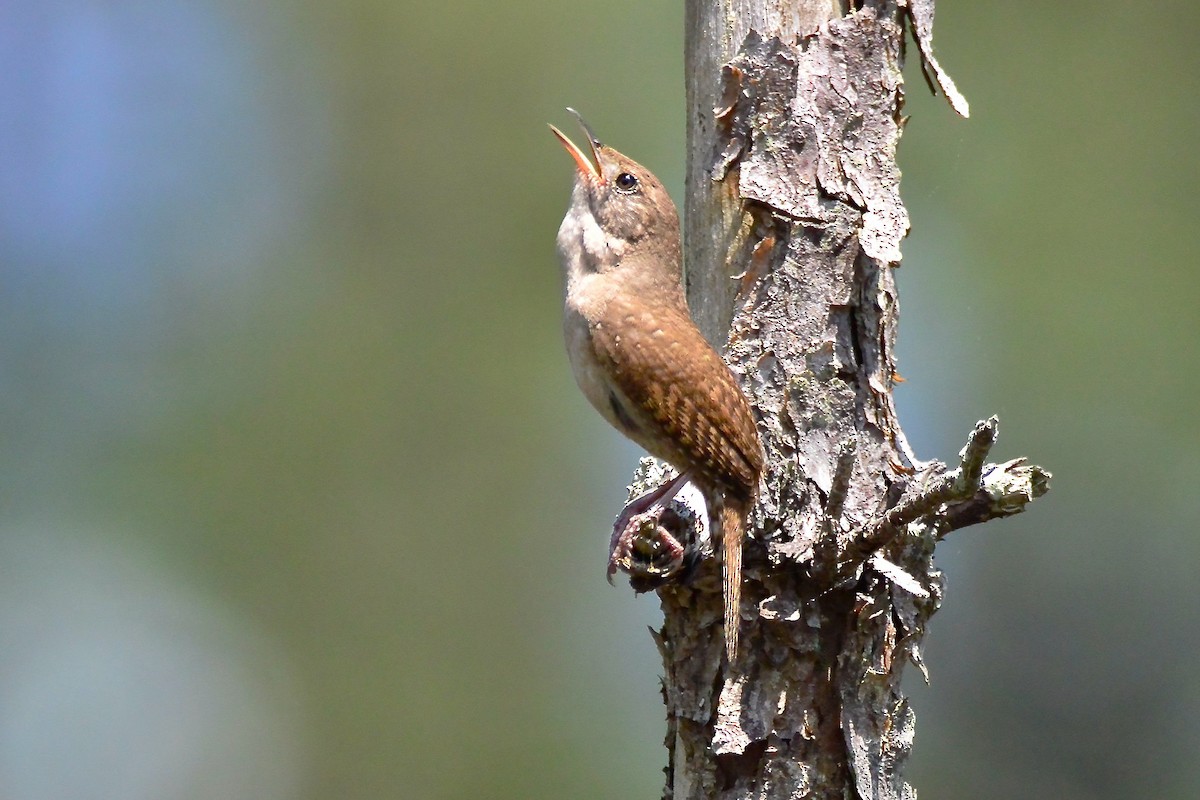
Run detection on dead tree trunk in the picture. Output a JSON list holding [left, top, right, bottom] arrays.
[[616, 2, 1050, 798]]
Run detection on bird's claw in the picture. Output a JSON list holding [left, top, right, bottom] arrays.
[[608, 501, 694, 590]]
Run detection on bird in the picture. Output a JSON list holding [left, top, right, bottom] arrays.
[[550, 109, 763, 660]]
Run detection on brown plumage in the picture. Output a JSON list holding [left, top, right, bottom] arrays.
[[552, 110, 763, 660]]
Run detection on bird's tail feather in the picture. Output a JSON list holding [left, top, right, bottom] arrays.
[[720, 497, 747, 662]]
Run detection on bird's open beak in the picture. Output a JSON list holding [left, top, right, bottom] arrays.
[[549, 108, 604, 183]]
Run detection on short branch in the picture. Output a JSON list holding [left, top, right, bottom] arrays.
[[841, 416, 1049, 576], [941, 457, 1053, 534]]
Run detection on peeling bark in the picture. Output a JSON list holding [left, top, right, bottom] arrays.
[[614, 2, 1050, 798]]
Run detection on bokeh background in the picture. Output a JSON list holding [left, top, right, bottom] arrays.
[[1, 1, 1196, 798]]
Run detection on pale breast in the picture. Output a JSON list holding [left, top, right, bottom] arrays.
[[563, 305, 627, 433]]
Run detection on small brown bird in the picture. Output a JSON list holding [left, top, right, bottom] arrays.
[[550, 110, 763, 660]]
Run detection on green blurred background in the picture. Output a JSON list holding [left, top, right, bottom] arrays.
[[0, 1, 1196, 798]]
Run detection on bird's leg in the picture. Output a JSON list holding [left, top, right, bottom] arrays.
[[608, 470, 693, 581]]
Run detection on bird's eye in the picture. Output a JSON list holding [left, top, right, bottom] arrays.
[[614, 172, 639, 192]]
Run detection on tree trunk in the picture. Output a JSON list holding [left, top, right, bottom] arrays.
[[617, 2, 1049, 798]]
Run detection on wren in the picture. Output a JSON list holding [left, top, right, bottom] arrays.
[[550, 110, 763, 660]]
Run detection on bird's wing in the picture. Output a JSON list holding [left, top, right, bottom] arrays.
[[590, 297, 762, 499]]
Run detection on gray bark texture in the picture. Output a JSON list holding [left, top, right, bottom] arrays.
[[616, 2, 1050, 798]]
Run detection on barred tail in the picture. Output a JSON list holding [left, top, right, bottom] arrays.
[[720, 497, 747, 661]]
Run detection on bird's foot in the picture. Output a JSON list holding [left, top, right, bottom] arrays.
[[607, 471, 698, 588]]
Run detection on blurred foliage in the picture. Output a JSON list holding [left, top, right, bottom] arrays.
[[0, 0, 1197, 798]]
